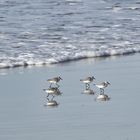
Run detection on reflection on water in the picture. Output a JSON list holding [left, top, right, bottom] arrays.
[[82, 88, 95, 95], [44, 97, 59, 107], [96, 93, 110, 101]]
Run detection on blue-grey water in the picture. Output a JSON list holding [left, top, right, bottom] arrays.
[[0, 54, 140, 140], [0, 0, 140, 68]]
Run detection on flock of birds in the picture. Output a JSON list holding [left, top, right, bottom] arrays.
[[43, 76, 111, 106], [80, 76, 110, 100]]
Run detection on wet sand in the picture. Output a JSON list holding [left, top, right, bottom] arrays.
[[0, 54, 140, 140]]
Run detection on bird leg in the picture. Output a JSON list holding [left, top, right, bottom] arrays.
[[49, 83, 52, 88], [47, 93, 49, 97], [85, 83, 90, 90], [100, 88, 104, 94], [46, 93, 54, 99], [56, 83, 60, 88], [51, 95, 54, 100], [102, 89, 104, 94]]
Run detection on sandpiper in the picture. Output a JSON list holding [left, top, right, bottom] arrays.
[[94, 81, 110, 93], [80, 76, 95, 89], [47, 76, 62, 87], [43, 87, 62, 97]]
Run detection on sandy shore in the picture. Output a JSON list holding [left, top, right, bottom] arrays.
[[0, 53, 140, 140]]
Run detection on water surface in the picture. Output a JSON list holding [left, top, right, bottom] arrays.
[[0, 54, 140, 140]]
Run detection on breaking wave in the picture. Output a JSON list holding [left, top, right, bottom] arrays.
[[0, 47, 140, 69], [1, 0, 140, 69]]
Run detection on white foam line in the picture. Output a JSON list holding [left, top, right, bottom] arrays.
[[0, 48, 140, 69]]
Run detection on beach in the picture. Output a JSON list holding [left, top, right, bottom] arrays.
[[0, 53, 140, 140], [1, 0, 140, 139]]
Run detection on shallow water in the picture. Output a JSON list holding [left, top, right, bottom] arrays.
[[0, 0, 140, 68], [0, 54, 140, 140]]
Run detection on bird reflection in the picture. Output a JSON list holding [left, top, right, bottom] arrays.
[[96, 93, 110, 101], [82, 88, 95, 95], [44, 97, 59, 107]]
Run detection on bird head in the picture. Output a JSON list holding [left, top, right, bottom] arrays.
[[59, 76, 63, 80], [106, 81, 110, 85], [92, 76, 96, 80]]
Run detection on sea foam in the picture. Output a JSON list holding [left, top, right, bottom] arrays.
[[0, 0, 140, 69], [0, 47, 140, 69]]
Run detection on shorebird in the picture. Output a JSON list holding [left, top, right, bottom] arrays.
[[43, 87, 62, 97], [94, 81, 110, 93], [47, 76, 62, 87], [80, 76, 95, 89], [96, 93, 110, 101]]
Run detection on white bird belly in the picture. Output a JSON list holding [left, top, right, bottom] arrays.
[[49, 80, 57, 84], [45, 89, 56, 94], [83, 80, 90, 83], [96, 85, 104, 88]]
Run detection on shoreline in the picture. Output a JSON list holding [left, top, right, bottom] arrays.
[[0, 51, 139, 70]]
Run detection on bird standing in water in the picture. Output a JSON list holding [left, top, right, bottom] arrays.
[[94, 81, 110, 94], [47, 76, 62, 87], [80, 76, 95, 89]]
